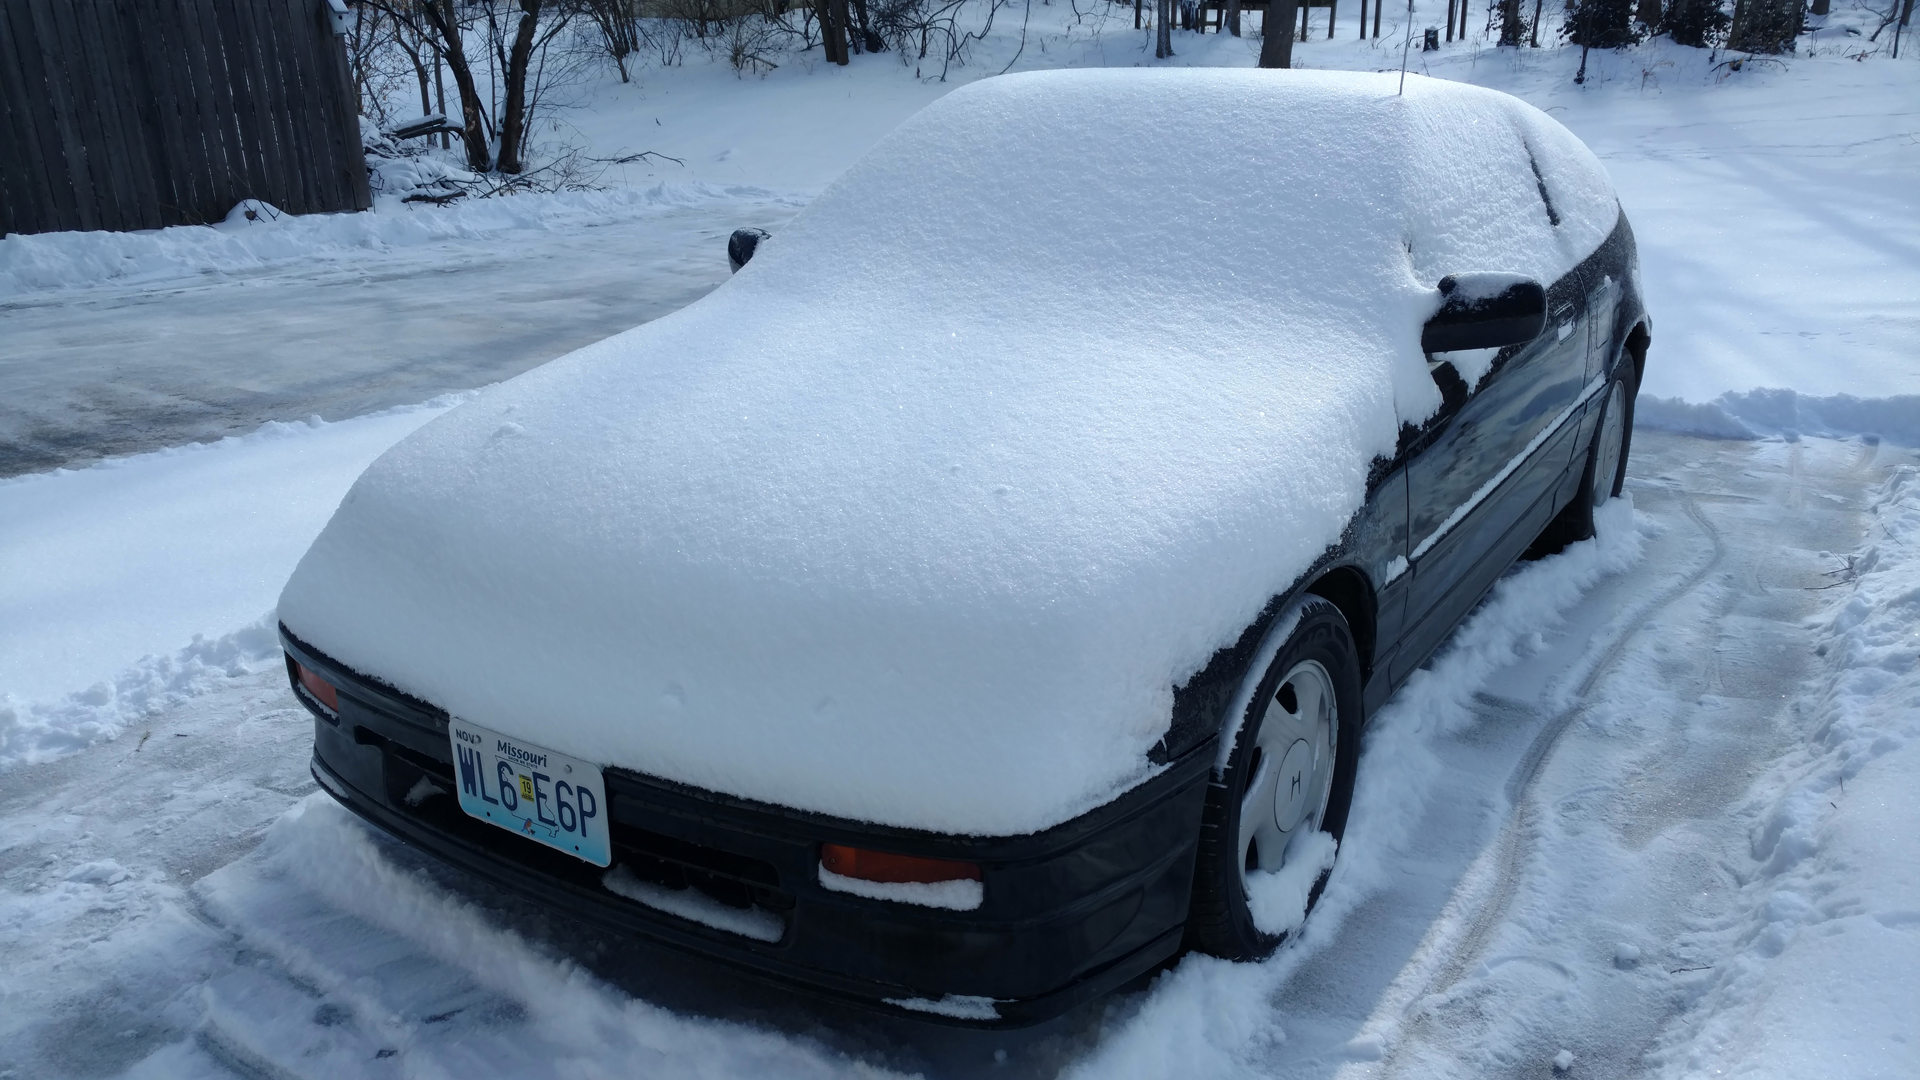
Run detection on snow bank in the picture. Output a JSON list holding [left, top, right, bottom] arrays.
[[0, 181, 778, 297], [1651, 466, 1920, 1078], [0, 398, 463, 767], [1638, 388, 1920, 448], [280, 69, 1618, 835], [0, 618, 279, 770]]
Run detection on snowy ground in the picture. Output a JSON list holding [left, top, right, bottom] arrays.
[[2, 7, 1917, 1078]]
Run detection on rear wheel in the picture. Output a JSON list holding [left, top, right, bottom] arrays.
[[1186, 597, 1362, 960], [1528, 373, 1633, 557]]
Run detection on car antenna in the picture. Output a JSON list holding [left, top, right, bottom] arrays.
[[1398, 0, 1415, 95]]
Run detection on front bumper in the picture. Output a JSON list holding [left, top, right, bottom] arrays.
[[283, 626, 1213, 1027]]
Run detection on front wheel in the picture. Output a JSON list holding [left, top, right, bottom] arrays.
[[1185, 596, 1363, 960]]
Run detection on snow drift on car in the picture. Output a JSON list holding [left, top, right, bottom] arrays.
[[278, 69, 1617, 835]]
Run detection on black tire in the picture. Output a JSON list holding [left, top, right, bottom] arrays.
[[1527, 372, 1634, 559], [1185, 596, 1364, 960]]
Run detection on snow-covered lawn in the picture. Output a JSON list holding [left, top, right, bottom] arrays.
[[1, 7, 1916, 1078]]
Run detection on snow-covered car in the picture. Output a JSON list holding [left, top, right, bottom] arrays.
[[279, 69, 1648, 1026]]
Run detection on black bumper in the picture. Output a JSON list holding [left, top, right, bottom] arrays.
[[283, 626, 1213, 1027]]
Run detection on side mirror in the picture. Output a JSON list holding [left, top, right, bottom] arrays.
[[1421, 272, 1546, 353], [728, 227, 769, 273]]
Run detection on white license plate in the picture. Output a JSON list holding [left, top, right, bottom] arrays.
[[448, 719, 610, 867]]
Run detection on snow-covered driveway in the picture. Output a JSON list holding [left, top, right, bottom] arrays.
[[2, 428, 1910, 1080]]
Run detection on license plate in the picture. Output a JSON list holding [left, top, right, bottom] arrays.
[[448, 719, 610, 867]]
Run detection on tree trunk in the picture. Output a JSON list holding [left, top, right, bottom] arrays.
[[417, 2, 494, 172], [1636, 0, 1663, 28], [1157, 0, 1174, 56], [495, 0, 542, 174], [1226, 0, 1243, 35], [820, 0, 849, 63], [1498, 0, 1525, 43], [852, 0, 881, 51], [1260, 0, 1301, 63], [1729, 0, 1802, 50], [434, 44, 449, 150]]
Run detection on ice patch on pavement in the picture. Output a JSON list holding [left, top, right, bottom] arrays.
[[0, 181, 787, 297]]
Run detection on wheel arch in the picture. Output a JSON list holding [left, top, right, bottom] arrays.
[[1622, 320, 1650, 393], [1154, 562, 1380, 767], [1305, 566, 1377, 687]]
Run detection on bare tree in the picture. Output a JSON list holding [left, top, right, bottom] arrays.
[[358, 1, 574, 174], [579, 0, 645, 82]]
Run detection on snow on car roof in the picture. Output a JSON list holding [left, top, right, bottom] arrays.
[[280, 69, 1617, 835]]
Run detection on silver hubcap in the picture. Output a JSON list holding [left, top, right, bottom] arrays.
[[1238, 659, 1337, 883], [1590, 382, 1626, 508]]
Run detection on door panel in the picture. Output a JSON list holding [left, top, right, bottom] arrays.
[[1393, 267, 1590, 681]]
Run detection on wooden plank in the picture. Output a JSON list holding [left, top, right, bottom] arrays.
[[168, 0, 231, 223], [197, 0, 263, 217], [320, 3, 371, 210], [117, 0, 184, 226], [0, 0, 64, 234], [128, 0, 206, 226], [269, 0, 325, 212], [277, 0, 339, 211], [22, 0, 99, 230], [304, 0, 369, 212], [239, 0, 300, 211], [225, 0, 293, 211], [77, 0, 165, 229], [51, 0, 142, 231], [307, 0, 369, 212]]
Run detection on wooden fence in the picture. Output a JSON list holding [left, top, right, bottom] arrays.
[[0, 0, 371, 237]]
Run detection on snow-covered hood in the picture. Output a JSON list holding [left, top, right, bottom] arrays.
[[280, 70, 1616, 835]]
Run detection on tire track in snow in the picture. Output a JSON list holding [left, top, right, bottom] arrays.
[[1383, 493, 1726, 1071]]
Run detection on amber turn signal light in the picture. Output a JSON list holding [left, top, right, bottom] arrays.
[[820, 843, 980, 884], [293, 659, 339, 712]]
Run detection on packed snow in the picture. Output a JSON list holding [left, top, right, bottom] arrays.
[[278, 69, 1619, 835], [818, 866, 986, 911], [1, 5, 1917, 1078]]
